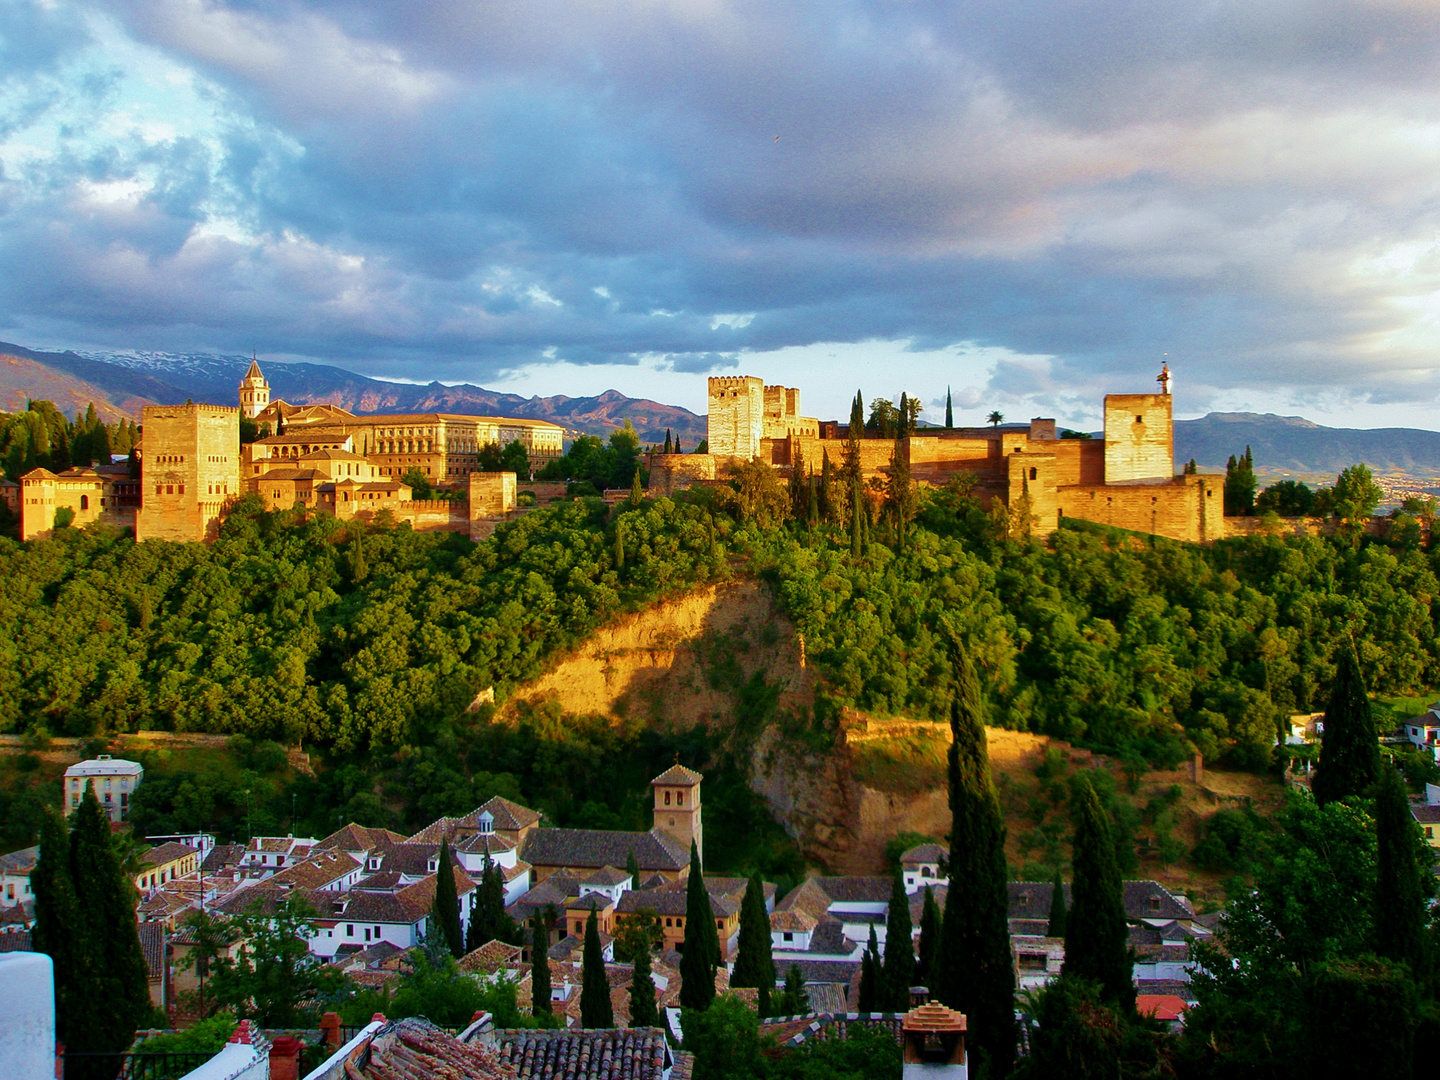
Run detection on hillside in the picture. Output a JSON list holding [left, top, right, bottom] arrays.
[[1175, 411, 1440, 476], [0, 340, 706, 442], [500, 577, 1280, 899]]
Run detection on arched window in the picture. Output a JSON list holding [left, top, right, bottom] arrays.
[[664, 791, 671, 806], [79, 495, 88, 510], [677, 791, 684, 806]]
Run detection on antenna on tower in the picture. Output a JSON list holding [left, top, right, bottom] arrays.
[[1157, 355, 1172, 396]]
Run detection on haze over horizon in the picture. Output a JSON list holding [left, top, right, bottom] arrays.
[[9, 2, 1440, 429]]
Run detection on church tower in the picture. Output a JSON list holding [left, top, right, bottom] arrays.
[[238, 356, 270, 420], [651, 762, 703, 863]]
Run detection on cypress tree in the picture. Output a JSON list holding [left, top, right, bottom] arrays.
[[530, 912, 553, 1017], [806, 471, 818, 530], [849, 390, 865, 439], [31, 809, 87, 1045], [679, 842, 716, 1010], [467, 853, 513, 951], [630, 940, 660, 1027], [1313, 640, 1381, 805], [1374, 766, 1427, 973], [851, 478, 863, 558], [880, 866, 915, 1010], [664, 429, 672, 454], [730, 873, 774, 1016], [580, 902, 614, 1028], [1064, 774, 1133, 1009], [69, 785, 150, 1061], [430, 837, 463, 958], [1046, 868, 1067, 938], [626, 850, 640, 884], [614, 522, 625, 571], [629, 469, 643, 507], [937, 638, 1016, 1076], [859, 926, 881, 1011], [675, 436, 682, 454], [820, 450, 834, 522], [945, 387, 954, 429], [916, 885, 941, 989]]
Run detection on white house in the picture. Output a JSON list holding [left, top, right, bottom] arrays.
[[0, 846, 38, 908], [1404, 708, 1440, 762], [900, 844, 949, 895], [239, 836, 318, 874], [64, 756, 143, 822]]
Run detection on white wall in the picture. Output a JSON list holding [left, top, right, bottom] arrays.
[[0, 953, 54, 1080]]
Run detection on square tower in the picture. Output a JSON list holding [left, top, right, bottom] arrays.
[[136, 404, 241, 542], [651, 762, 703, 862], [1103, 393, 1173, 484], [708, 376, 764, 458]]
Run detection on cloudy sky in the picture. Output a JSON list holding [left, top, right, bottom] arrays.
[[6, 1, 1440, 427]]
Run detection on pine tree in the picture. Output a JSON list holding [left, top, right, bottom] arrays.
[[679, 842, 717, 1010], [629, 469, 644, 507], [530, 912, 553, 1017], [880, 867, 915, 1010], [68, 785, 150, 1062], [730, 873, 774, 1016], [858, 926, 881, 1011], [1374, 766, 1428, 973], [31, 810, 87, 1044], [1046, 868, 1067, 938], [430, 837, 463, 958], [1312, 640, 1381, 805], [915, 884, 941, 988], [1064, 774, 1133, 1008], [936, 638, 1016, 1076], [630, 940, 660, 1027], [580, 902, 614, 1028], [945, 387, 954, 429]]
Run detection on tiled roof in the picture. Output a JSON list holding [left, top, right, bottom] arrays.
[[354, 872, 404, 891], [268, 851, 361, 891], [201, 844, 245, 872], [0, 902, 34, 927], [650, 764, 703, 787], [521, 828, 688, 873], [900, 843, 947, 865], [758, 1011, 906, 1048], [350, 1018, 515, 1080], [1008, 880, 1194, 924], [614, 877, 744, 919], [770, 909, 817, 933], [378, 842, 442, 877], [1412, 805, 1440, 824], [314, 823, 405, 855], [466, 797, 542, 833], [775, 957, 862, 985], [804, 919, 857, 957], [0, 930, 33, 952], [811, 877, 891, 904], [140, 842, 198, 868], [907, 884, 947, 924], [458, 833, 517, 856], [493, 1027, 671, 1080], [0, 846, 39, 874], [137, 921, 166, 978], [775, 879, 832, 922], [583, 866, 631, 887], [1134, 978, 1199, 1004], [65, 758, 143, 777], [1136, 994, 1190, 1021], [459, 940, 524, 974], [247, 837, 294, 853], [405, 818, 463, 844]]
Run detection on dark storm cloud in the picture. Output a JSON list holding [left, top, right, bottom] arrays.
[[5, 0, 1440, 407]]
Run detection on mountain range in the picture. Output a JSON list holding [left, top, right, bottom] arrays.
[[0, 342, 707, 444], [3, 340, 1440, 476]]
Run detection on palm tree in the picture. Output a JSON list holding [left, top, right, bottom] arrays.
[[987, 411, 1004, 427]]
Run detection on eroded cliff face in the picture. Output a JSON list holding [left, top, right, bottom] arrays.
[[499, 579, 1049, 872]]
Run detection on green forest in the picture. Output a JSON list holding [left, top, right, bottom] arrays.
[[3, 425, 1440, 866]]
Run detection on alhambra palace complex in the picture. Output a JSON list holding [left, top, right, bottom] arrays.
[[18, 360, 1225, 544], [16, 360, 565, 542], [651, 365, 1227, 543]]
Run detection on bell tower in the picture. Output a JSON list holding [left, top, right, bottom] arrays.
[[651, 762, 703, 863], [239, 355, 270, 420]]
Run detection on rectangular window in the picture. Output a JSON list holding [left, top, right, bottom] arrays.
[[347, 924, 354, 936]]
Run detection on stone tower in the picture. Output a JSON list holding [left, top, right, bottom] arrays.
[[135, 404, 241, 542], [1102, 380, 1174, 484], [707, 376, 764, 458], [238, 356, 270, 420], [651, 762, 703, 863]]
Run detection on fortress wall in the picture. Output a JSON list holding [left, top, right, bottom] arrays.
[[1051, 439, 1106, 486], [1103, 394, 1174, 483], [785, 437, 897, 475], [1057, 474, 1223, 543], [647, 453, 719, 497], [468, 472, 516, 518], [907, 435, 999, 467], [396, 499, 468, 533], [1009, 453, 1060, 537]]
